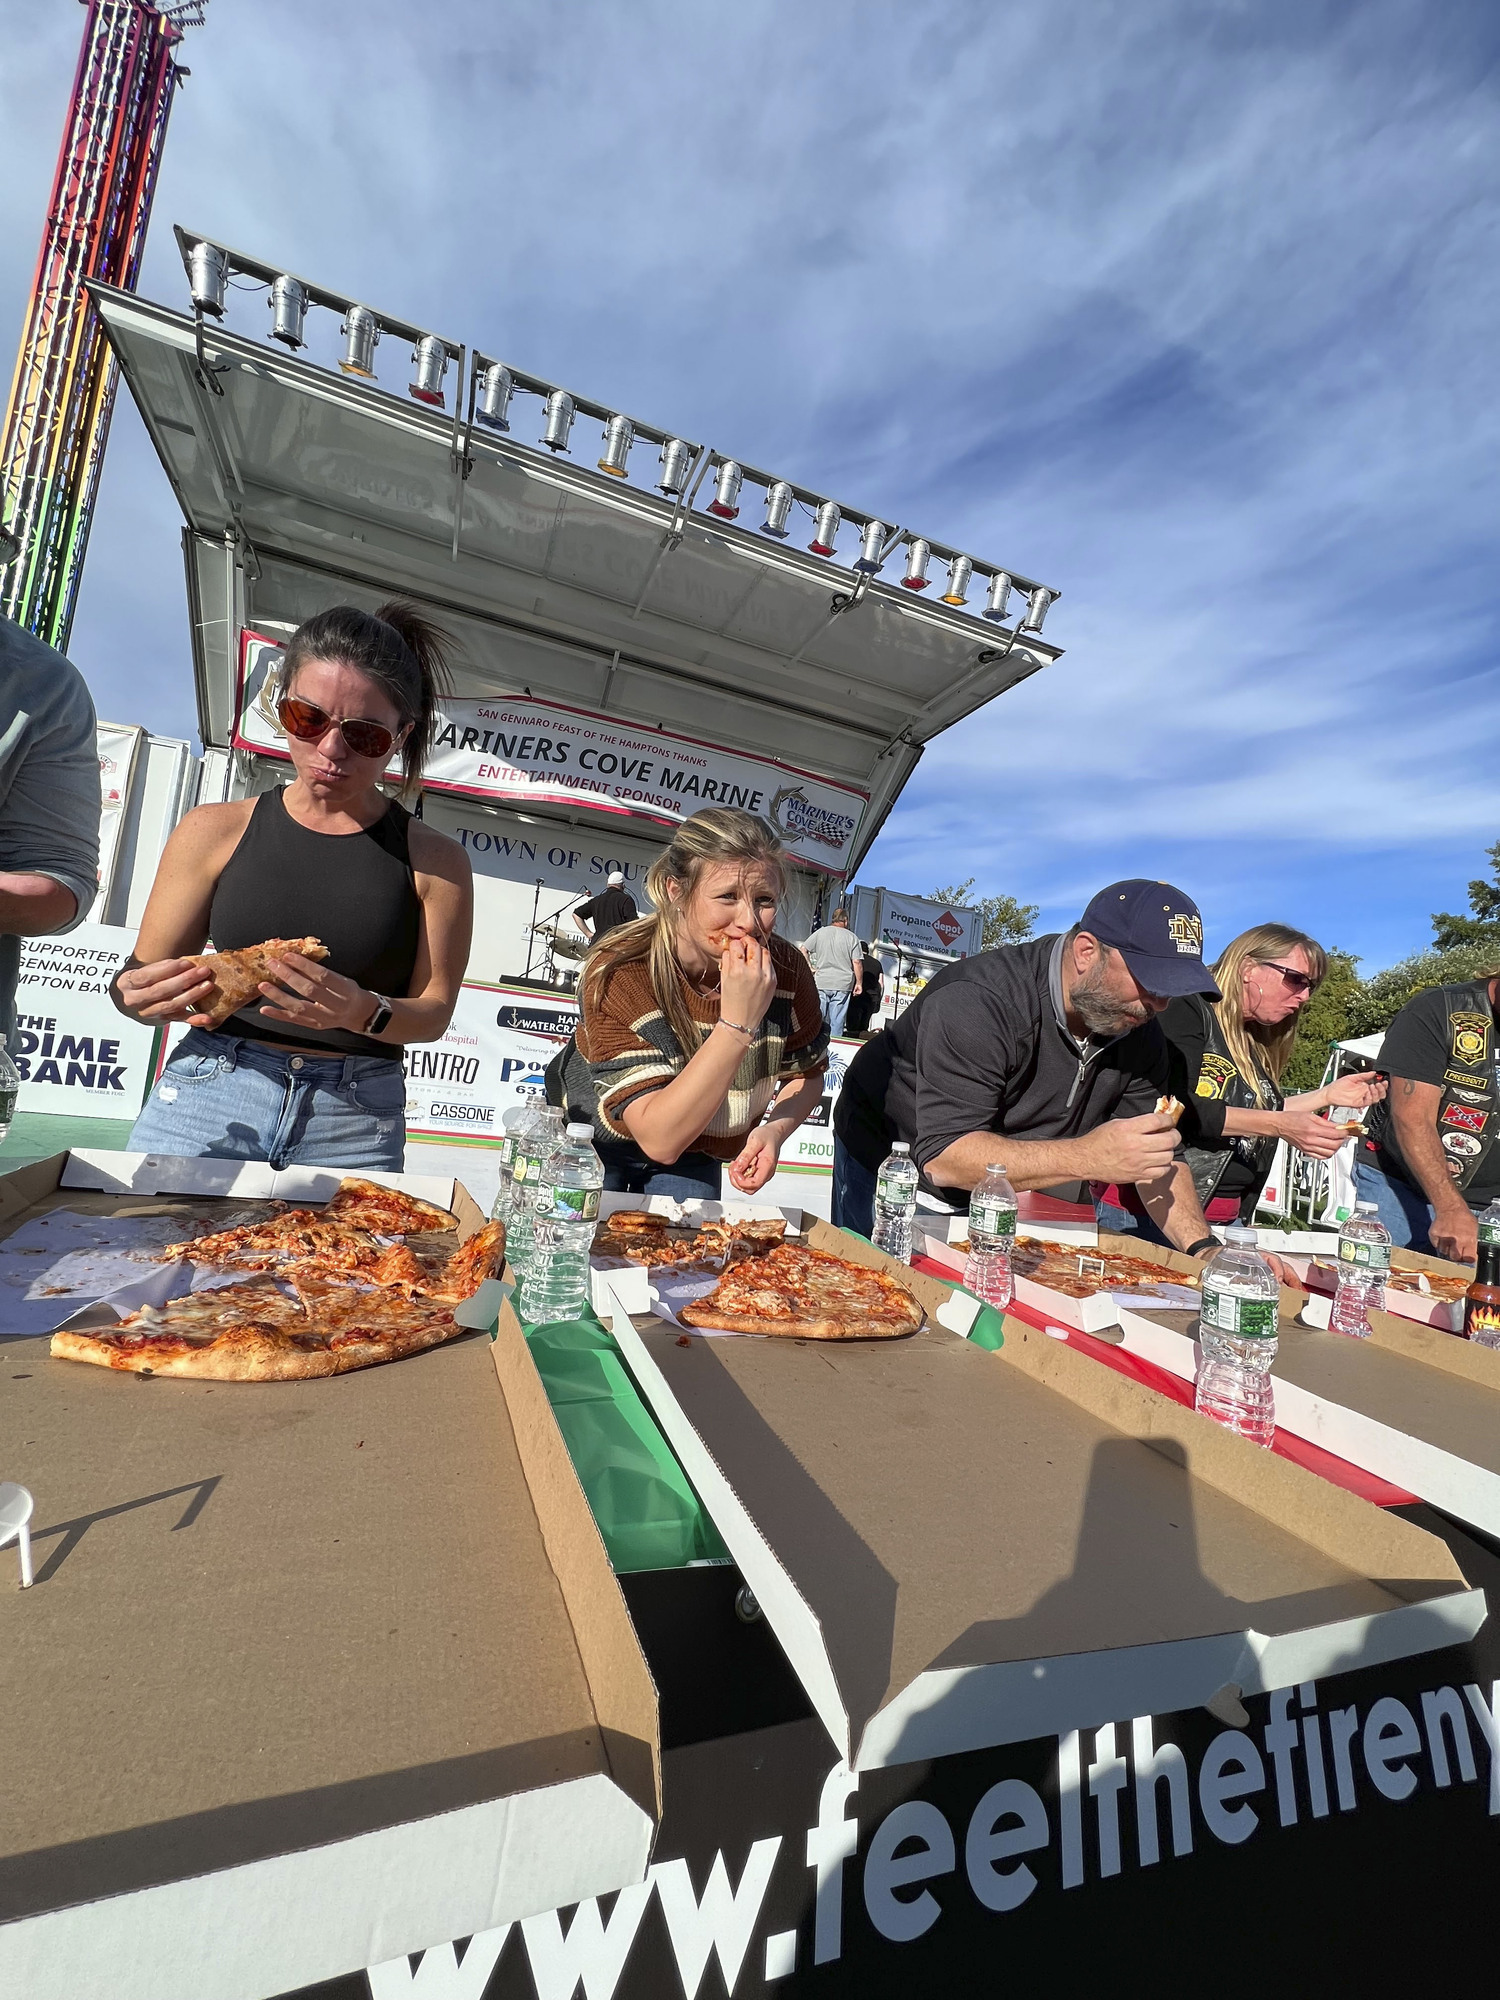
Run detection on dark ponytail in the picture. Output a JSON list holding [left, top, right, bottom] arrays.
[[281, 599, 454, 795]]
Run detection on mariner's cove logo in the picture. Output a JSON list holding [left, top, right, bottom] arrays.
[[769, 785, 858, 854]]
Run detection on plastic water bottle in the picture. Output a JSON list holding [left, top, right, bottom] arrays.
[[871, 1141, 919, 1263], [1195, 1226, 1279, 1447], [520, 1121, 604, 1323], [0, 1037, 18, 1148], [1477, 1197, 1500, 1252], [1330, 1200, 1391, 1337], [491, 1103, 531, 1224], [964, 1163, 1018, 1309], [506, 1103, 565, 1277]]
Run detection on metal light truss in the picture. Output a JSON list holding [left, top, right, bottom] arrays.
[[172, 228, 1061, 639], [0, 1, 202, 649]]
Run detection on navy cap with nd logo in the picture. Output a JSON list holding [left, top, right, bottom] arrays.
[[1077, 880, 1221, 999]]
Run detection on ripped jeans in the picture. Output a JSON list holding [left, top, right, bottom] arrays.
[[128, 1029, 407, 1171]]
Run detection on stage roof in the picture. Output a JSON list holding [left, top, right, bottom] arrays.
[[92, 272, 1061, 873]]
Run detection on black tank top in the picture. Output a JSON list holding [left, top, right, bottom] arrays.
[[209, 788, 420, 1059]]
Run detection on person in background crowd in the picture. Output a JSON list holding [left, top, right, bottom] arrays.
[[833, 880, 1221, 1255], [563, 808, 828, 1199], [572, 869, 638, 943], [801, 905, 863, 1038], [0, 607, 101, 1046], [1352, 967, 1500, 1262], [844, 940, 885, 1038], [111, 603, 472, 1169], [1094, 923, 1386, 1242]]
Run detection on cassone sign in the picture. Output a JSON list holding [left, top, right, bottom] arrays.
[[234, 633, 868, 873]]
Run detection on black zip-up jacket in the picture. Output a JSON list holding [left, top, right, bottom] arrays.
[[834, 933, 1174, 1210]]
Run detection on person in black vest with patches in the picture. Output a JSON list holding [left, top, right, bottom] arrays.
[[1356, 971, 1500, 1262]]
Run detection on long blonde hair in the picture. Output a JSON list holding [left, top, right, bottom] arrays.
[[1210, 923, 1328, 1102], [581, 808, 788, 1056]]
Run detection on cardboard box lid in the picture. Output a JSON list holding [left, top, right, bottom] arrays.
[[598, 1221, 1479, 1774], [0, 1156, 658, 2000]]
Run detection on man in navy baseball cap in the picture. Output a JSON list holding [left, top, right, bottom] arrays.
[[1077, 881, 1221, 1005]]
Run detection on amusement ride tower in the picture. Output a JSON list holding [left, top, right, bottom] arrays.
[[0, 1, 205, 648]]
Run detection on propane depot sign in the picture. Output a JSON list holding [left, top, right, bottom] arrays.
[[235, 632, 868, 873], [849, 885, 984, 959], [403, 977, 853, 1176], [13, 923, 156, 1117]]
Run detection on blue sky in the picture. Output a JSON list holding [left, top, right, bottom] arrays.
[[3, 0, 1497, 972]]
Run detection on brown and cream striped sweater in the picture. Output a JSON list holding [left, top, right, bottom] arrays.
[[571, 936, 829, 1159]]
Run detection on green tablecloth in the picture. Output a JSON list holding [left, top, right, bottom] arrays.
[[0, 1112, 135, 1165], [519, 1308, 729, 1573]]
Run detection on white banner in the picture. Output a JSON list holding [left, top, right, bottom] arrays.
[[13, 923, 158, 1118], [92, 722, 143, 920], [234, 631, 867, 873], [401, 975, 851, 1181], [859, 887, 983, 958]]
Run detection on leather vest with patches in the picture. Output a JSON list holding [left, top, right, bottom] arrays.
[[1180, 995, 1282, 1208], [1366, 979, 1499, 1196]]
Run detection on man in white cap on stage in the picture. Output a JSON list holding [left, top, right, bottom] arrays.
[[572, 869, 639, 945]]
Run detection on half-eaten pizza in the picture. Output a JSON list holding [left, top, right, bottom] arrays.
[[188, 936, 330, 1029], [679, 1242, 923, 1340]]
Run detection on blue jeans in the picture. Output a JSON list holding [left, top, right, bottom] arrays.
[[595, 1135, 723, 1202], [822, 988, 853, 1039], [832, 1135, 876, 1237], [1353, 1158, 1437, 1254], [129, 1030, 407, 1171], [1093, 1198, 1174, 1247]]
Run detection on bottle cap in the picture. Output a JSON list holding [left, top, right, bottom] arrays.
[[566, 1122, 593, 1139], [1224, 1226, 1257, 1245], [891, 1141, 910, 1154], [1354, 1201, 1377, 1214]]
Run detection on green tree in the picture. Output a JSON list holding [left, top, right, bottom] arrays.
[[1282, 949, 1362, 1092], [1431, 839, 1500, 952], [930, 879, 1039, 950], [1346, 941, 1500, 1040]]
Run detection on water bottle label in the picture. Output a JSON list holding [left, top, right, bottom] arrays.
[[0, 1087, 15, 1123], [1480, 1221, 1500, 1246], [514, 1152, 543, 1185], [1338, 1239, 1390, 1271], [970, 1199, 1016, 1238], [877, 1170, 914, 1206], [499, 1135, 519, 1167], [1200, 1287, 1277, 1339], [554, 1186, 600, 1221]]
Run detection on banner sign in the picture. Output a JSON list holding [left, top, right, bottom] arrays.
[[13, 923, 157, 1118], [850, 885, 984, 959], [235, 631, 868, 874], [402, 976, 851, 1178]]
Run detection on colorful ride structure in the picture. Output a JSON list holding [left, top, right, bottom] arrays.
[[0, 2, 205, 648]]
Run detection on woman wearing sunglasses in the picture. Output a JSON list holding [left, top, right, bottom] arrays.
[[1094, 923, 1384, 1241], [111, 602, 472, 1169]]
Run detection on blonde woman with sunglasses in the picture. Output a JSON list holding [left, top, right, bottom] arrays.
[[110, 603, 472, 1169], [1094, 923, 1384, 1242]]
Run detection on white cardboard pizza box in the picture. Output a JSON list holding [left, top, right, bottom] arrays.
[[1111, 1289, 1500, 1541], [920, 1225, 1201, 1334], [1281, 1243, 1468, 1333], [595, 1218, 1480, 1774], [0, 1152, 658, 2000]]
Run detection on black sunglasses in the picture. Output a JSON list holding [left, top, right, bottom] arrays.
[[1263, 960, 1316, 994], [276, 695, 396, 761]]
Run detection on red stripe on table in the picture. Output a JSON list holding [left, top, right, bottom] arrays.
[[911, 1256, 1417, 1508]]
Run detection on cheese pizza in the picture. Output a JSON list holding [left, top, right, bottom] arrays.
[[188, 937, 330, 1029], [679, 1242, 923, 1340]]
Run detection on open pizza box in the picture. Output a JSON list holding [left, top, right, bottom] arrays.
[[1110, 1287, 1500, 1542], [591, 1217, 1481, 1772], [0, 1152, 660, 2000], [922, 1222, 1209, 1333], [1281, 1240, 1472, 1334], [587, 1190, 809, 1320]]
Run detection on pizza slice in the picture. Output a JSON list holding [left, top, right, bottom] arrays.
[[187, 937, 330, 1030], [427, 1219, 508, 1300], [679, 1243, 923, 1340], [325, 1178, 456, 1234], [1154, 1095, 1185, 1126]]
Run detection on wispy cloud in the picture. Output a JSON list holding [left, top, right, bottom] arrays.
[[3, 0, 1497, 971]]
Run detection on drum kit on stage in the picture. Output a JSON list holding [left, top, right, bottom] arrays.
[[528, 917, 587, 987]]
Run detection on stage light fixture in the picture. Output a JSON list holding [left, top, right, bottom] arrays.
[[901, 538, 932, 590], [809, 501, 841, 555], [338, 304, 379, 378], [982, 571, 1013, 623], [658, 437, 692, 495], [476, 362, 513, 429], [267, 274, 307, 349], [853, 520, 885, 574], [941, 554, 972, 606], [598, 414, 634, 476], [408, 335, 449, 406], [542, 389, 575, 451], [1022, 586, 1054, 631], [761, 480, 793, 538], [707, 459, 743, 518], [187, 240, 227, 317]]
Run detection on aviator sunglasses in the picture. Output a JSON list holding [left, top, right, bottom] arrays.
[[1261, 960, 1316, 994], [276, 695, 396, 761]]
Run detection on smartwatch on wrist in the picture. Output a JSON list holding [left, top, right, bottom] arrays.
[[362, 994, 394, 1037]]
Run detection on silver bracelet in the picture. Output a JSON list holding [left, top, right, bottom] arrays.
[[718, 1016, 754, 1038]]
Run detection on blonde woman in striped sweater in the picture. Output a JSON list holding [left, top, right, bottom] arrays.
[[564, 809, 829, 1199]]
